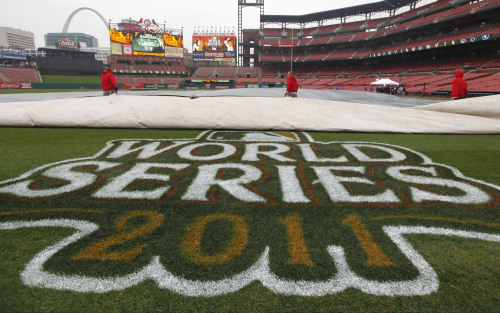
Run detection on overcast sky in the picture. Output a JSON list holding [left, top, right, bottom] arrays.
[[1, 0, 433, 51]]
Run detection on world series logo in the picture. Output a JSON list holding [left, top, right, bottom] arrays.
[[0, 131, 499, 296]]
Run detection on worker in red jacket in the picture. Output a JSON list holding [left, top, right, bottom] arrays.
[[101, 67, 118, 96], [285, 71, 298, 98], [451, 69, 467, 100]]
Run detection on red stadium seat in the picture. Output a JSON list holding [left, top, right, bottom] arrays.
[[0, 67, 38, 82]]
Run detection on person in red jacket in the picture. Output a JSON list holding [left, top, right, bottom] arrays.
[[285, 71, 298, 98], [101, 67, 118, 96], [451, 69, 467, 100]]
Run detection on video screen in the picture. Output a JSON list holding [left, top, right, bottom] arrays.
[[109, 29, 183, 57], [192, 35, 236, 61]]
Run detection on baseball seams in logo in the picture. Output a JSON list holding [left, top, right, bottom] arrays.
[[0, 131, 499, 296]]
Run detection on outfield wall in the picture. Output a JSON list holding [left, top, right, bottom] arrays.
[[32, 83, 105, 90]]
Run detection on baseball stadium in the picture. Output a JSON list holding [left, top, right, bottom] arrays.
[[0, 0, 499, 312]]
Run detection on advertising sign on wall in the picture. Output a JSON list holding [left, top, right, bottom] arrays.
[[369, 34, 491, 58], [164, 47, 184, 58], [122, 83, 144, 89], [0, 82, 32, 89], [0, 48, 27, 60], [57, 39, 79, 49]]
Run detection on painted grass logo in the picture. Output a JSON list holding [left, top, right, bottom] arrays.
[[0, 131, 499, 296]]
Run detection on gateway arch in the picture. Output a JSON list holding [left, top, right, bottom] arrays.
[[62, 7, 109, 33]]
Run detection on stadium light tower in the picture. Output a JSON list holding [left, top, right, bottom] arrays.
[[237, 0, 264, 66]]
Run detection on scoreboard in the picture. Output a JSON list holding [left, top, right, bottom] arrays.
[[109, 19, 183, 57], [192, 35, 236, 62]]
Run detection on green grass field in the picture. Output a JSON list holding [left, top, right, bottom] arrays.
[[41, 75, 102, 84], [0, 127, 499, 312]]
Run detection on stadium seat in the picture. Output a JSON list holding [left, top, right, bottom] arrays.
[[0, 67, 38, 82]]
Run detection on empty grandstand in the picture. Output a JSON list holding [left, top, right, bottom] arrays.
[[1, 0, 499, 96], [254, 0, 500, 96]]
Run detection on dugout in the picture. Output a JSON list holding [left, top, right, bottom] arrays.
[[36, 48, 103, 76], [183, 78, 235, 90]]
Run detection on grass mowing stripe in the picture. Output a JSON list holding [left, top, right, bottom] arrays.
[[0, 208, 103, 216], [373, 215, 500, 228], [1, 229, 498, 312], [0, 128, 202, 181], [1, 129, 499, 185], [41, 75, 101, 84]]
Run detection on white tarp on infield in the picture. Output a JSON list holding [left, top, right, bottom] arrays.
[[0, 93, 499, 133]]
